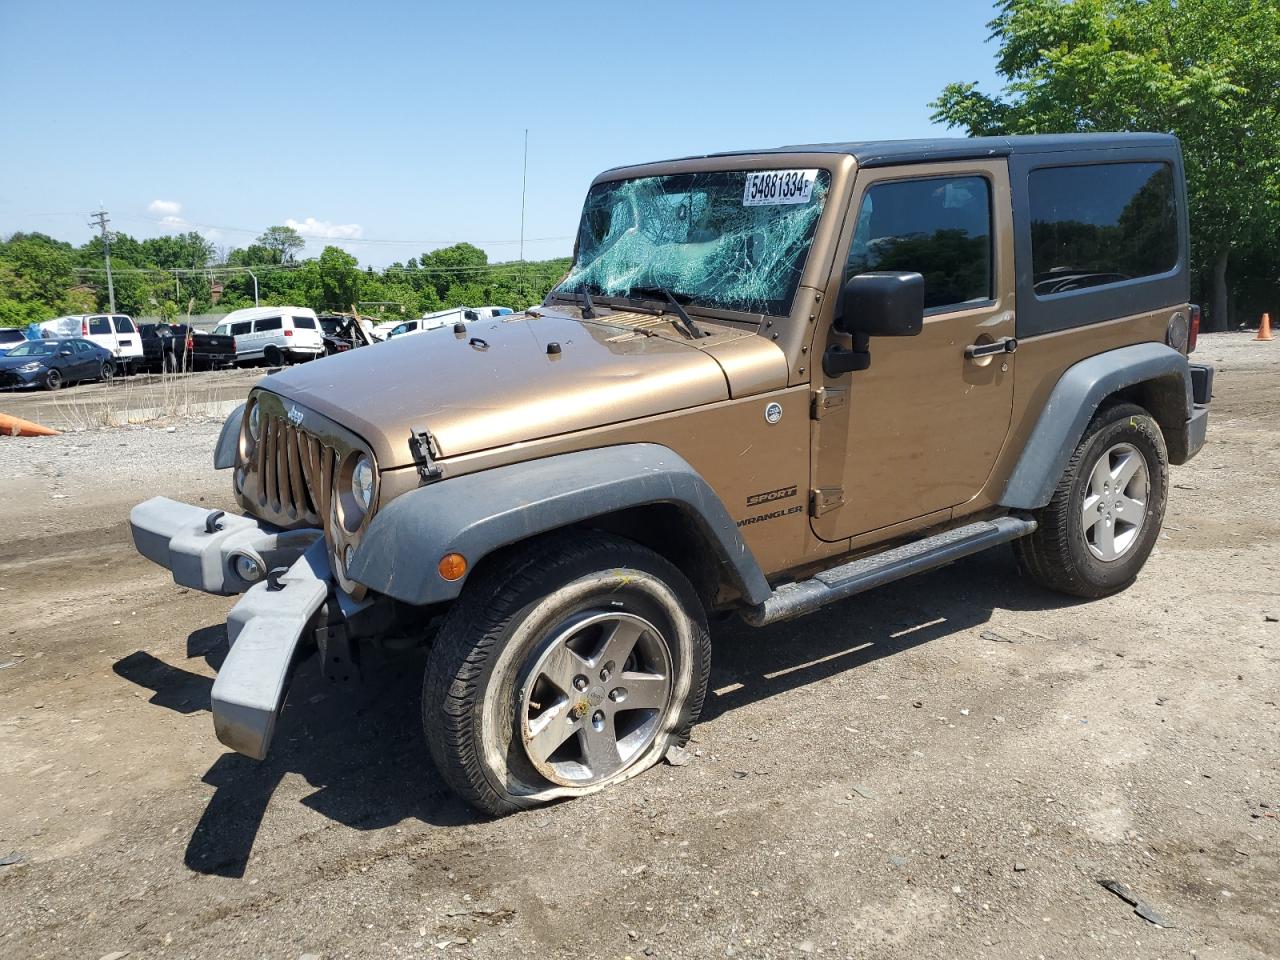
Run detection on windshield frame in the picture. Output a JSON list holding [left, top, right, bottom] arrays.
[[551, 156, 847, 325]]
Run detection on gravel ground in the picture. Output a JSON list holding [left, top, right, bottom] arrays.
[[0, 332, 1276, 960]]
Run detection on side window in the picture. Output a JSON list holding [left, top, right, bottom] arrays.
[[231, 321, 252, 336], [254, 316, 283, 332], [88, 316, 112, 335], [112, 316, 135, 333], [847, 175, 993, 311], [1029, 162, 1177, 296], [291, 315, 317, 329], [74, 340, 92, 353]]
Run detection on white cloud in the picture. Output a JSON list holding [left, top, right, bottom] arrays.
[[285, 216, 364, 240], [148, 199, 182, 216]]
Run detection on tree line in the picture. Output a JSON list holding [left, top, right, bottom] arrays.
[[0, 224, 572, 326]]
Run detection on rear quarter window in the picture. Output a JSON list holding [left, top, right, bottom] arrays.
[[291, 316, 317, 329], [1029, 162, 1177, 297]]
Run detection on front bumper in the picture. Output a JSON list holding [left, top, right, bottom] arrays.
[[0, 368, 44, 388], [129, 496, 330, 759]]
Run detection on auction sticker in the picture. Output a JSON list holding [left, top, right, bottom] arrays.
[[742, 169, 819, 206]]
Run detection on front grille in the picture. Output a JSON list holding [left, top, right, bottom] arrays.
[[252, 411, 340, 528]]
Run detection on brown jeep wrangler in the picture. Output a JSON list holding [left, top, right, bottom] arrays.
[[131, 133, 1211, 815]]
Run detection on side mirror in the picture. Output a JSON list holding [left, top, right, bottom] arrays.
[[59, 349, 72, 357], [824, 271, 924, 376], [835, 271, 925, 337]]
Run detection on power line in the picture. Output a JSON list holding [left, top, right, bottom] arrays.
[[71, 258, 569, 278]]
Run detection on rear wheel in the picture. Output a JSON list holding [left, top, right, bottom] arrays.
[[100, 359, 115, 382], [1014, 402, 1168, 598], [424, 532, 711, 816]]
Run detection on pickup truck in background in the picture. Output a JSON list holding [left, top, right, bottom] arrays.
[[138, 323, 237, 372]]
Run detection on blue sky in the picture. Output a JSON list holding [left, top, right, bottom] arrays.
[[0, 0, 1002, 267]]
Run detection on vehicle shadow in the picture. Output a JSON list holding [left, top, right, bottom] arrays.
[[112, 545, 1081, 879]]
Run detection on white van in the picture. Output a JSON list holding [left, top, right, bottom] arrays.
[[38, 314, 144, 373], [211, 307, 325, 366], [385, 306, 512, 340]]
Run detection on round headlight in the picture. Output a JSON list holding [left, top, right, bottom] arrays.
[[351, 456, 373, 511], [247, 402, 261, 442]]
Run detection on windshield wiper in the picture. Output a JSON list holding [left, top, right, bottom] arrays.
[[628, 286, 703, 339], [578, 285, 597, 319]]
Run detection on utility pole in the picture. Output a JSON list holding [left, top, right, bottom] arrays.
[[519, 128, 528, 262], [89, 208, 116, 312]]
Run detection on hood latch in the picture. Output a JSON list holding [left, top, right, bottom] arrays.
[[408, 426, 444, 484]]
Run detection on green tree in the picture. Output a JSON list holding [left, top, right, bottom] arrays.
[[419, 242, 489, 298], [256, 225, 306, 264], [931, 0, 1280, 329], [316, 246, 362, 311]]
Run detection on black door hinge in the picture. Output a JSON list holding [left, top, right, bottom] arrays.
[[408, 426, 443, 483]]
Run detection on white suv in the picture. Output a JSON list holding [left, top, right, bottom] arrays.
[[37, 314, 144, 373], [212, 307, 325, 366], [385, 306, 512, 340]]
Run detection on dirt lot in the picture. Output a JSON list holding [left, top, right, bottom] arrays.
[[1, 332, 1276, 960]]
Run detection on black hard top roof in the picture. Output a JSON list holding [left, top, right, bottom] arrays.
[[669, 133, 1178, 169]]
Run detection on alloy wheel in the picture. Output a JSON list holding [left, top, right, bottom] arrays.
[[517, 610, 673, 787], [1082, 442, 1149, 562]]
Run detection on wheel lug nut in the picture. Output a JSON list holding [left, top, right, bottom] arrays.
[[573, 675, 588, 691], [609, 687, 626, 703], [591, 710, 605, 730]]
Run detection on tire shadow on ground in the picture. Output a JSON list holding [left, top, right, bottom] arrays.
[[111, 545, 1082, 879]]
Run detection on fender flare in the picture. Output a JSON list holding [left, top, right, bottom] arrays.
[[214, 402, 245, 469], [1000, 342, 1192, 510], [347, 443, 772, 607]]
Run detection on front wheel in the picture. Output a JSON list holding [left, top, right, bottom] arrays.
[[424, 532, 711, 816], [1014, 401, 1168, 598], [43, 368, 63, 391]]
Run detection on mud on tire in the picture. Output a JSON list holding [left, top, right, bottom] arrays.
[[423, 531, 711, 817]]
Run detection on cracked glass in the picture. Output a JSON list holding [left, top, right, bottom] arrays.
[[557, 169, 832, 317]]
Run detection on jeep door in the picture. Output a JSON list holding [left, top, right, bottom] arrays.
[[811, 159, 1016, 540]]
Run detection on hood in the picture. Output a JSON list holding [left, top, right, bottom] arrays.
[[0, 352, 48, 368], [258, 310, 780, 469]]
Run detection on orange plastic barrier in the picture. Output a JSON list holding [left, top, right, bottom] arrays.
[[0, 412, 61, 437], [1256, 313, 1273, 342]]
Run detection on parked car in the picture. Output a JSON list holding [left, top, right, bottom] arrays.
[[317, 314, 377, 356], [211, 307, 325, 366], [385, 306, 512, 340], [35, 315, 143, 374], [0, 337, 114, 390], [0, 328, 27, 350], [138, 323, 237, 372], [132, 133, 1211, 817]]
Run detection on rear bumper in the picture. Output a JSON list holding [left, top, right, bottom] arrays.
[[1176, 361, 1213, 463], [129, 496, 330, 759]]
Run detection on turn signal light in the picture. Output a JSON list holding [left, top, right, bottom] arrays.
[[1187, 304, 1201, 354], [438, 553, 468, 581]]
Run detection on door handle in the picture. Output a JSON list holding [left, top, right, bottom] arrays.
[[965, 337, 1017, 360]]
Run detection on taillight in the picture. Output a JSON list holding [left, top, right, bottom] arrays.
[[185, 333, 194, 351], [81, 319, 89, 336], [284, 329, 293, 337], [232, 337, 238, 352], [1188, 304, 1200, 353]]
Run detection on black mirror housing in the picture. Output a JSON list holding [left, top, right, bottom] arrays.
[[835, 271, 925, 337]]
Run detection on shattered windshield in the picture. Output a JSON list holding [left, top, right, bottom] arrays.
[[557, 168, 832, 317]]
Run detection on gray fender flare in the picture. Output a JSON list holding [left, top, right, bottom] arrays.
[[1000, 342, 1191, 510], [347, 443, 772, 607], [214, 402, 245, 469]]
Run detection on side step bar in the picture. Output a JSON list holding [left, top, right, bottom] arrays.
[[743, 516, 1037, 627]]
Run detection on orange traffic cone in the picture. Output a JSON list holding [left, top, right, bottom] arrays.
[[1256, 313, 1273, 341], [0, 412, 61, 437]]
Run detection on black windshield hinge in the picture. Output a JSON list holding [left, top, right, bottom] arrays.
[[408, 426, 443, 484]]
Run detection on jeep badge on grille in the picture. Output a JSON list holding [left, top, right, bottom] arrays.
[[287, 404, 304, 426]]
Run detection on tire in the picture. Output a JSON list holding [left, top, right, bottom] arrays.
[[424, 531, 711, 816], [43, 368, 63, 391], [263, 345, 284, 367], [100, 359, 115, 382], [1014, 401, 1168, 598]]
